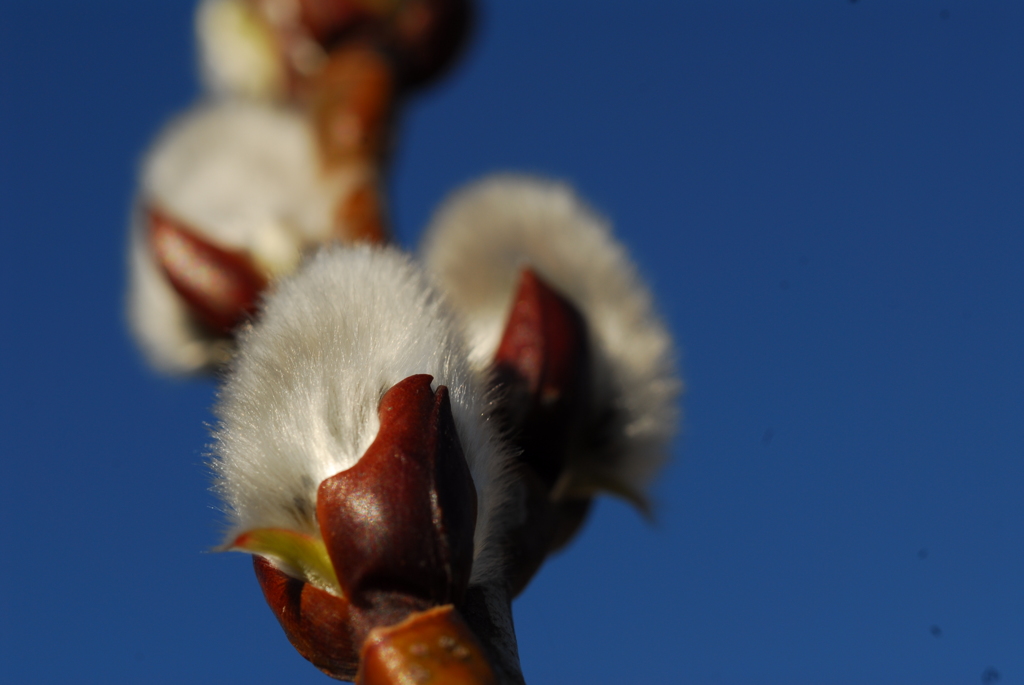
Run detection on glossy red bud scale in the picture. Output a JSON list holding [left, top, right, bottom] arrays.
[[317, 374, 477, 611]]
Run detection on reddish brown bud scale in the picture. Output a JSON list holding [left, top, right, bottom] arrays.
[[254, 555, 361, 679], [317, 374, 477, 611], [358, 605, 496, 685], [148, 207, 268, 335], [255, 557, 446, 681]]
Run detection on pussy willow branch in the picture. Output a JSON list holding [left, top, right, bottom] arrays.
[[127, 2, 680, 683]]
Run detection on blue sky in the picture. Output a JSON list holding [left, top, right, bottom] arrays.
[[1, 1, 1022, 683]]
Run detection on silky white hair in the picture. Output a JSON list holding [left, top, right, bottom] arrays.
[[126, 99, 364, 374], [420, 175, 681, 498], [211, 245, 513, 585]]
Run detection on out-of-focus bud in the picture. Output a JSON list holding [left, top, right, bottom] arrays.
[[139, 100, 372, 254], [127, 100, 382, 374], [420, 175, 681, 591], [212, 247, 519, 680], [197, 0, 473, 98]]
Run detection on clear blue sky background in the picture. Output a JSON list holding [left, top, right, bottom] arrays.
[[1, 1, 1022, 683]]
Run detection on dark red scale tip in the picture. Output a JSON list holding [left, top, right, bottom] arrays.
[[148, 207, 268, 335], [492, 268, 590, 487]]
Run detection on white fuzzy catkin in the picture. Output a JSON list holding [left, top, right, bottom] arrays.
[[211, 246, 512, 586], [126, 99, 365, 374], [140, 99, 356, 262], [420, 175, 681, 498]]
